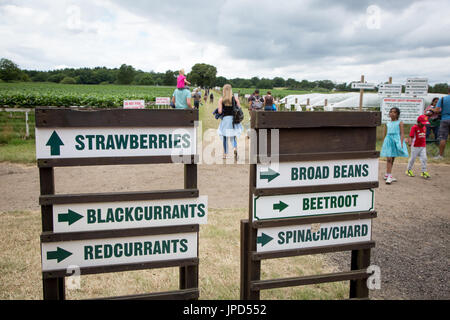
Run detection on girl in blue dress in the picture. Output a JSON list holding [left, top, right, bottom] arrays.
[[217, 84, 243, 160], [380, 107, 409, 184]]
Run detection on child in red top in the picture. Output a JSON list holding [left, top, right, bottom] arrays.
[[406, 115, 430, 179]]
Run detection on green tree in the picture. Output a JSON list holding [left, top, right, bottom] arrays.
[[163, 70, 177, 86], [117, 64, 136, 84], [0, 58, 22, 82], [215, 76, 227, 87], [430, 83, 449, 94], [187, 63, 217, 87], [272, 77, 286, 88], [60, 76, 77, 84], [258, 78, 273, 89]]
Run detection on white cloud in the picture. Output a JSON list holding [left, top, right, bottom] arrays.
[[0, 0, 449, 84]]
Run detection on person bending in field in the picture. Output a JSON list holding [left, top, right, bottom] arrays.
[[380, 107, 409, 184]]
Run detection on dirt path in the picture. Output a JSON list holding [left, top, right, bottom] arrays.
[[0, 159, 449, 299]]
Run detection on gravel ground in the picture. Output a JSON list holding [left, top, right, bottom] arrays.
[[0, 159, 449, 299]]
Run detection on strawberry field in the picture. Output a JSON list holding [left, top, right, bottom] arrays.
[[0, 82, 175, 108]]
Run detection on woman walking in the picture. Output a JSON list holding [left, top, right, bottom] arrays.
[[217, 84, 243, 160]]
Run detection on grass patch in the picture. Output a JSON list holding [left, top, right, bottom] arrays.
[[0, 139, 36, 163], [0, 208, 348, 300]]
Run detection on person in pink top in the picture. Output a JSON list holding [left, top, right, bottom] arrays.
[[406, 115, 431, 179], [177, 69, 191, 89]]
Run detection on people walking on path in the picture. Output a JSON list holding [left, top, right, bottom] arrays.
[[424, 97, 441, 140], [434, 87, 450, 160], [406, 115, 431, 179], [264, 91, 276, 111], [192, 88, 201, 109], [172, 87, 192, 109], [217, 84, 243, 160], [380, 107, 409, 184]]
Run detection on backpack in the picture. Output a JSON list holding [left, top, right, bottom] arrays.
[[232, 97, 244, 124], [252, 95, 263, 110]]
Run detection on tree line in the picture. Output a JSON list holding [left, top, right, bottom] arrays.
[[0, 58, 448, 93]]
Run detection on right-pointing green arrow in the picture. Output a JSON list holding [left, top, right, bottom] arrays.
[[47, 247, 72, 263], [257, 233, 273, 247], [260, 168, 280, 183], [58, 209, 83, 226], [273, 201, 289, 213]]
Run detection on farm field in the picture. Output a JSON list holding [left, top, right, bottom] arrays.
[[0, 82, 327, 108], [0, 82, 175, 108], [0, 86, 449, 300]]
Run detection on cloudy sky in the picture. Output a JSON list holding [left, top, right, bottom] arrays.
[[1, 0, 449, 84]]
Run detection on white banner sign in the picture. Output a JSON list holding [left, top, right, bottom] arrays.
[[156, 97, 171, 105], [252, 190, 374, 221], [35, 127, 196, 159], [42, 232, 198, 271], [256, 159, 378, 189], [124, 100, 145, 109], [256, 219, 372, 252], [381, 97, 424, 124], [53, 196, 208, 233]]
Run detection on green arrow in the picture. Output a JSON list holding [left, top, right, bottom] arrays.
[[273, 201, 289, 212], [260, 168, 280, 183], [46, 247, 72, 263], [58, 209, 83, 226], [46, 131, 64, 156], [257, 233, 273, 247]]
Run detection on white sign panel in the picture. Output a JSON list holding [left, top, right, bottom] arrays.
[[124, 100, 145, 109], [352, 83, 375, 89], [381, 97, 425, 124], [253, 190, 374, 221], [35, 127, 196, 159], [405, 84, 428, 96], [42, 232, 197, 271], [256, 159, 378, 189], [378, 84, 402, 96], [406, 78, 428, 84], [53, 196, 208, 233], [156, 97, 171, 105], [256, 219, 372, 252]]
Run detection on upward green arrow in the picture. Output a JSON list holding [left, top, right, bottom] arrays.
[[58, 209, 83, 226], [46, 131, 64, 156], [273, 201, 289, 213], [260, 168, 280, 183], [257, 233, 273, 247], [47, 247, 72, 263]]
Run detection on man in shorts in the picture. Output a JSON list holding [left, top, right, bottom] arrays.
[[434, 86, 450, 160]]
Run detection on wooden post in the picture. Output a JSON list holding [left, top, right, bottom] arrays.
[[180, 163, 198, 295], [25, 111, 29, 138], [40, 167, 66, 300], [359, 75, 365, 111], [240, 220, 250, 300], [350, 248, 371, 299]]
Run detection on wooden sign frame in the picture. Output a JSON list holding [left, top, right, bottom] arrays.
[[37, 107, 201, 300], [241, 111, 381, 300]]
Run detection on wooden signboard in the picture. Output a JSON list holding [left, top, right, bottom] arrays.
[[36, 107, 204, 301], [241, 111, 380, 300]]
